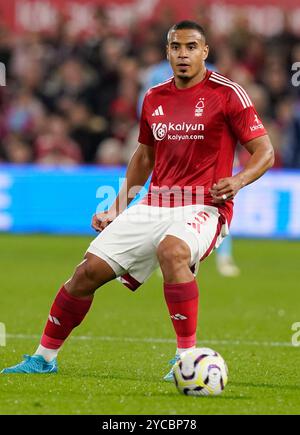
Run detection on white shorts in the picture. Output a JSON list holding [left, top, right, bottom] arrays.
[[87, 204, 228, 290]]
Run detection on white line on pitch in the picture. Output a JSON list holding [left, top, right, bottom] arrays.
[[6, 334, 294, 348]]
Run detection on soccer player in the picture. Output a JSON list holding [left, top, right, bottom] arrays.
[[2, 21, 274, 379], [138, 57, 240, 277]]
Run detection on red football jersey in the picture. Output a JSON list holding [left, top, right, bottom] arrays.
[[138, 70, 267, 225]]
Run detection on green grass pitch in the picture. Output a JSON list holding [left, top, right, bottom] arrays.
[[0, 234, 299, 415]]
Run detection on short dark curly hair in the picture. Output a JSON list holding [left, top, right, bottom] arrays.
[[167, 20, 206, 43]]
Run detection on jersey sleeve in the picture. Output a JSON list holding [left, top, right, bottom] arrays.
[[138, 93, 154, 147], [226, 85, 267, 145]]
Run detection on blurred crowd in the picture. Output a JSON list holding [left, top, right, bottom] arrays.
[[0, 8, 300, 167]]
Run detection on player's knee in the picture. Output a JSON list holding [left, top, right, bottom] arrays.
[[157, 237, 190, 269], [72, 262, 87, 286], [74, 259, 98, 286], [83, 261, 100, 285]]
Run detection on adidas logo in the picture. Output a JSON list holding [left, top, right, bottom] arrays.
[[152, 105, 164, 116], [48, 315, 61, 325], [171, 313, 187, 321]]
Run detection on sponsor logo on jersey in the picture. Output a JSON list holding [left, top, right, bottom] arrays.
[[152, 122, 204, 141], [195, 98, 205, 117], [152, 105, 164, 116], [152, 123, 168, 140], [250, 114, 264, 132]]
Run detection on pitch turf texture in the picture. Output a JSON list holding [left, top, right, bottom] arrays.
[[0, 234, 299, 415]]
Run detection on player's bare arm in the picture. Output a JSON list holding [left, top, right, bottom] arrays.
[[210, 134, 274, 203], [92, 143, 155, 232]]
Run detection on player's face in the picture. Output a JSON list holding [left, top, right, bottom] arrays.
[[167, 29, 209, 84]]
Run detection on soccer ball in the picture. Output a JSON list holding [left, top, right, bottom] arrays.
[[173, 347, 228, 396]]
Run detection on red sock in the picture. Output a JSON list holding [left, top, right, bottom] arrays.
[[163, 279, 199, 349], [41, 286, 93, 349]]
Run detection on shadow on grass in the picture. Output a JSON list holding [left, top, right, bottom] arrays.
[[62, 372, 251, 400]]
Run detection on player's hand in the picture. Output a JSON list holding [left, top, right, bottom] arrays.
[[91, 209, 118, 232], [209, 176, 244, 204]]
